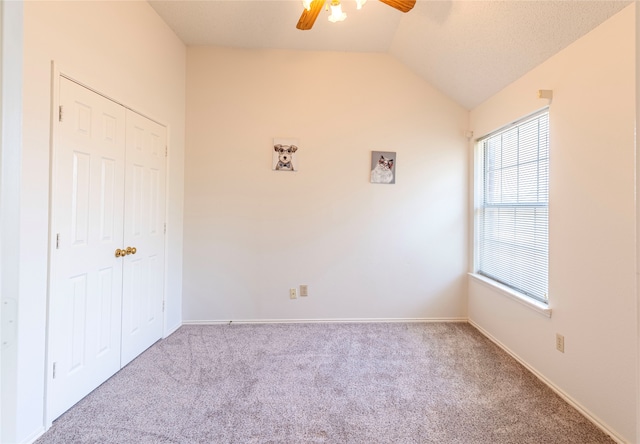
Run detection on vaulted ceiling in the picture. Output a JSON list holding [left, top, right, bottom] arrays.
[[149, 0, 631, 109]]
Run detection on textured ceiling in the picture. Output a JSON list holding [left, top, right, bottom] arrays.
[[149, 0, 631, 109]]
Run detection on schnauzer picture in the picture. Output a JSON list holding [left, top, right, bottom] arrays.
[[272, 138, 299, 172]]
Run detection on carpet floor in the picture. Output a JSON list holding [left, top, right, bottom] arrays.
[[36, 322, 614, 443]]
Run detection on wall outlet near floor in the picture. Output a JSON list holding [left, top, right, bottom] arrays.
[[299, 285, 308, 297], [555, 333, 565, 353], [289, 288, 297, 299]]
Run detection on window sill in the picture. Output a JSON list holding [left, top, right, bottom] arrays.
[[468, 273, 552, 318]]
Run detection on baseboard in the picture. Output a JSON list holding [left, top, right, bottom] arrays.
[[163, 322, 182, 338], [183, 317, 468, 325], [20, 427, 45, 444], [468, 319, 626, 444]]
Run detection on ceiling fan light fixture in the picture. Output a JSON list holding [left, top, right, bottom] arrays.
[[328, 0, 347, 22], [302, 0, 313, 11], [355, 0, 367, 10]]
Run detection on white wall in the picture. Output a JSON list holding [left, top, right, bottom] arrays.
[[8, 2, 186, 442], [469, 4, 636, 442], [184, 47, 468, 322], [1, 0, 24, 441]]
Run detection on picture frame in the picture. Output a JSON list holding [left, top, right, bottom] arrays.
[[370, 151, 396, 184], [272, 138, 299, 172]]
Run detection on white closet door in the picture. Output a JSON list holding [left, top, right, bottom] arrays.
[[120, 109, 166, 366], [49, 78, 126, 420]]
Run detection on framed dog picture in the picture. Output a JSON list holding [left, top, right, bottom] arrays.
[[272, 138, 299, 172], [370, 151, 396, 184]]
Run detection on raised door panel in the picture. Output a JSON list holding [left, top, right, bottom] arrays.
[[121, 110, 166, 366], [49, 78, 126, 420]]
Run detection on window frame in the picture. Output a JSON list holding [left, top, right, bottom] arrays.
[[472, 108, 551, 315]]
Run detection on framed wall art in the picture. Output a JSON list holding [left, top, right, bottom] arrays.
[[272, 138, 299, 172], [370, 151, 396, 184]]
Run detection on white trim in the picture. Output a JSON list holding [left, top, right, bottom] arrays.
[[20, 427, 45, 444], [163, 322, 182, 338], [468, 272, 552, 318], [43, 61, 61, 430], [469, 319, 624, 444], [183, 317, 468, 325]]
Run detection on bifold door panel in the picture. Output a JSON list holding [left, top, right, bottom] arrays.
[[49, 77, 166, 420], [121, 109, 166, 366]]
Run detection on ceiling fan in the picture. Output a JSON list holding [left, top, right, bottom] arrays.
[[296, 0, 416, 30]]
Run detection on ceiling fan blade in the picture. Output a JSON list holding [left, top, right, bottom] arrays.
[[297, 0, 325, 30], [378, 0, 416, 13]]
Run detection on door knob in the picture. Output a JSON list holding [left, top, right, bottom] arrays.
[[116, 247, 137, 257]]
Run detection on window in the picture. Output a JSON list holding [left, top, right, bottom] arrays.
[[476, 110, 549, 303]]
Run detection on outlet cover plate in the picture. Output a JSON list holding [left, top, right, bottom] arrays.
[[556, 333, 565, 353]]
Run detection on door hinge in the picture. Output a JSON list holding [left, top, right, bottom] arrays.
[[164, 223, 167, 235], [165, 146, 168, 157], [52, 362, 57, 379], [56, 233, 60, 249], [58, 105, 63, 122], [162, 300, 165, 312]]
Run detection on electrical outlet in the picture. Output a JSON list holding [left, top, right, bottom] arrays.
[[299, 285, 308, 297], [289, 288, 297, 299], [555, 333, 565, 353]]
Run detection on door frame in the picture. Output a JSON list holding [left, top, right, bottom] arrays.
[[45, 63, 169, 427]]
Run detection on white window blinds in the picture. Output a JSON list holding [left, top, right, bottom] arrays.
[[477, 111, 549, 303]]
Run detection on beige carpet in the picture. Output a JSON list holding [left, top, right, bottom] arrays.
[[36, 322, 614, 443]]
